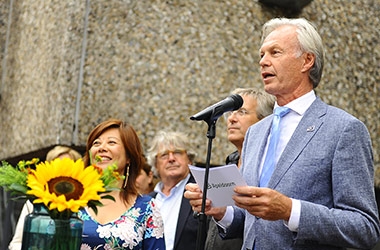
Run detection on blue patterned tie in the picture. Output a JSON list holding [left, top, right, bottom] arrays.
[[259, 106, 290, 187]]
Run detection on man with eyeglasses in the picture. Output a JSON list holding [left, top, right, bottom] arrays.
[[146, 131, 205, 250], [223, 88, 276, 169], [205, 88, 275, 250]]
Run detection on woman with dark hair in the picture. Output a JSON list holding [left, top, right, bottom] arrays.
[[79, 118, 165, 250]]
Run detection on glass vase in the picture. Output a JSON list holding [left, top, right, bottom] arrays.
[[21, 203, 83, 250]]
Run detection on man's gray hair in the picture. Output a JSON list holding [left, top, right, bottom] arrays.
[[146, 131, 197, 175], [261, 18, 325, 88], [231, 88, 275, 119]]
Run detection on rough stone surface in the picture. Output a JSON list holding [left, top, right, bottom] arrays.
[[0, 0, 379, 186]]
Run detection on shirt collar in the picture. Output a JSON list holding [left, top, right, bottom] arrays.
[[154, 173, 191, 196], [274, 90, 316, 116]]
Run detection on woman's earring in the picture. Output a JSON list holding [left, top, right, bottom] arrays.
[[123, 163, 130, 189]]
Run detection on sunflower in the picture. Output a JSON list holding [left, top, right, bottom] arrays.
[[27, 158, 105, 216]]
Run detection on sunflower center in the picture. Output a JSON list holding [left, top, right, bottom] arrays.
[[48, 176, 84, 201]]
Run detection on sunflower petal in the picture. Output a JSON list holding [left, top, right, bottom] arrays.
[[26, 158, 111, 217]]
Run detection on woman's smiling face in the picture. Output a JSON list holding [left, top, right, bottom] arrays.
[[90, 127, 129, 173]]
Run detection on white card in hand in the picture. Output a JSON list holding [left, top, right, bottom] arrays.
[[189, 164, 247, 207]]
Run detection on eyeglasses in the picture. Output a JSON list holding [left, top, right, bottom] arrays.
[[156, 149, 187, 160], [224, 108, 253, 119]]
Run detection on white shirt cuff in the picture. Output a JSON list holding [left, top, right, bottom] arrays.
[[214, 206, 234, 232], [286, 198, 300, 232]]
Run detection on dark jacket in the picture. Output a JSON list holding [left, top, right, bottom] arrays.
[[204, 151, 243, 250], [149, 175, 208, 250], [224, 150, 239, 166]]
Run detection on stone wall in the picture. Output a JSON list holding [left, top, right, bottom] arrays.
[[0, 0, 379, 185]]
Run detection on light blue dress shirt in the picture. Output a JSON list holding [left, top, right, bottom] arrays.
[[154, 174, 190, 250]]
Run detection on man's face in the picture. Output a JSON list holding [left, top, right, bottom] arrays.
[[226, 94, 260, 148], [155, 146, 190, 184], [259, 25, 312, 104]]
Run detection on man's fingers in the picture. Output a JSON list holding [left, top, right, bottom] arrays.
[[185, 183, 201, 192]]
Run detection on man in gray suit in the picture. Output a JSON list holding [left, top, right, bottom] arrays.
[[185, 17, 380, 249]]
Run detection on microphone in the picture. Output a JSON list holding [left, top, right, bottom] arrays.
[[190, 94, 243, 122]]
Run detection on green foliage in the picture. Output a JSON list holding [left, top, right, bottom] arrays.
[[0, 159, 39, 199], [100, 164, 125, 190]]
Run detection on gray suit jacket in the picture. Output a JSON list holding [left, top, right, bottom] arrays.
[[224, 98, 380, 250]]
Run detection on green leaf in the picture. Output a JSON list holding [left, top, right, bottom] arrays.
[[100, 194, 115, 202], [9, 183, 28, 193], [90, 205, 98, 215]]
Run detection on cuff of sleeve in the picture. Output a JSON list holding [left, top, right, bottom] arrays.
[[286, 198, 300, 232], [214, 206, 234, 232]]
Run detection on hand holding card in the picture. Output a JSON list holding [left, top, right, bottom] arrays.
[[189, 164, 247, 207]]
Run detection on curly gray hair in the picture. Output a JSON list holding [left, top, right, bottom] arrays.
[[146, 131, 197, 176]]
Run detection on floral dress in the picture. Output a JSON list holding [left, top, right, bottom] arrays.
[[79, 195, 165, 250]]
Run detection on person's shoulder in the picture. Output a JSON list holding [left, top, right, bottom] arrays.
[[135, 194, 162, 214], [137, 194, 155, 202], [312, 98, 361, 122], [78, 207, 90, 220], [315, 100, 369, 133], [225, 151, 239, 165], [147, 190, 157, 198], [134, 194, 156, 210], [325, 103, 364, 124]]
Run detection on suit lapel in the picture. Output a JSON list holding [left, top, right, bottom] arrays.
[[241, 116, 272, 186], [269, 98, 327, 188], [173, 176, 194, 248]]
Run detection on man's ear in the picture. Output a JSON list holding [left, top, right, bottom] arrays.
[[301, 52, 315, 73]]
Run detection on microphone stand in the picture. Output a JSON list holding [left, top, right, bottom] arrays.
[[195, 118, 216, 250]]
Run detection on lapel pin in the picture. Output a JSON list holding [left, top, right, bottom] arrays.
[[307, 126, 315, 132]]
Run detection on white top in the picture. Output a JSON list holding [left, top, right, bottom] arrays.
[[8, 200, 34, 250]]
